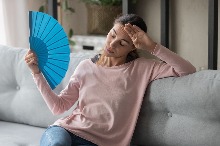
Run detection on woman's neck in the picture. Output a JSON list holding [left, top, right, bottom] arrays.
[[101, 56, 126, 67]]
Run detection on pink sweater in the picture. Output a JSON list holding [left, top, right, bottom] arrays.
[[33, 44, 196, 146]]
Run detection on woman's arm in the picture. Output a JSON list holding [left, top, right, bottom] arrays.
[[33, 73, 80, 115], [124, 23, 196, 80], [25, 49, 79, 115], [149, 44, 196, 81]]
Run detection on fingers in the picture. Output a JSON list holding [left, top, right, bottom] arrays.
[[25, 56, 38, 65], [26, 49, 34, 56], [124, 23, 142, 41], [124, 28, 135, 40], [25, 49, 36, 59], [124, 24, 134, 36], [25, 50, 38, 65], [124, 23, 140, 34], [133, 25, 142, 32], [25, 54, 37, 63], [27, 58, 38, 66]]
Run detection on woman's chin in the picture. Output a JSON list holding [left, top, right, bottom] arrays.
[[103, 52, 111, 57]]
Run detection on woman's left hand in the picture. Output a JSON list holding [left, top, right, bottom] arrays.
[[124, 23, 156, 52]]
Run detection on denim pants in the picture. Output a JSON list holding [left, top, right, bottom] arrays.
[[40, 125, 97, 146]]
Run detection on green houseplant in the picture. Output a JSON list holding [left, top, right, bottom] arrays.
[[80, 0, 137, 6], [80, 0, 122, 6], [80, 0, 137, 35], [80, 0, 123, 35]]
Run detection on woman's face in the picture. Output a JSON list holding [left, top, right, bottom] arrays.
[[104, 23, 135, 58]]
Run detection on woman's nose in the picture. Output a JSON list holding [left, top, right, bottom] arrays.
[[110, 40, 117, 48]]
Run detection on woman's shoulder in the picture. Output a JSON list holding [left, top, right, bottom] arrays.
[[72, 59, 92, 75], [77, 54, 100, 66], [77, 58, 92, 67]]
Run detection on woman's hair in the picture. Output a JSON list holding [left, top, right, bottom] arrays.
[[114, 14, 147, 32], [96, 14, 147, 65]]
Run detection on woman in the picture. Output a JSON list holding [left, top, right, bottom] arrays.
[[25, 14, 196, 146]]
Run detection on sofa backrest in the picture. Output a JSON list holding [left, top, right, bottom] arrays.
[[0, 45, 96, 128], [132, 70, 220, 146]]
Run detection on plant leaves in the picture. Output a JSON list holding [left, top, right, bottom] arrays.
[[68, 28, 74, 38], [67, 7, 75, 13], [39, 5, 45, 12], [69, 39, 75, 46]]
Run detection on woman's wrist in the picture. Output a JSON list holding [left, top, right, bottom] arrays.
[[145, 41, 157, 53], [33, 70, 41, 75]]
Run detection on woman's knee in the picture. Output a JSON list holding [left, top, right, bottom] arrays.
[[40, 126, 71, 146]]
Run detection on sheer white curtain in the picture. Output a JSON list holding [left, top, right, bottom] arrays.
[[0, 0, 29, 48], [0, 0, 6, 45]]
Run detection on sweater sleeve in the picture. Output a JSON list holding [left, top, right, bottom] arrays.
[[149, 44, 196, 81], [32, 72, 80, 115]]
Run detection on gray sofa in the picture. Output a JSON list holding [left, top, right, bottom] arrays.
[[0, 44, 219, 146]]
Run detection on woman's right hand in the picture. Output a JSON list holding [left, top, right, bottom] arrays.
[[124, 23, 156, 52], [24, 49, 40, 74]]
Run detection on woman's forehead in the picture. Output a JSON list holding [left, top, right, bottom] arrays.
[[112, 24, 126, 34], [112, 23, 132, 43]]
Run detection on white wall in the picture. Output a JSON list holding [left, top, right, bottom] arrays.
[[134, 0, 219, 70], [170, 0, 209, 71]]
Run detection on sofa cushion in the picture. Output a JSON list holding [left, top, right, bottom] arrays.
[[0, 121, 45, 146], [132, 70, 220, 146], [0, 44, 96, 128]]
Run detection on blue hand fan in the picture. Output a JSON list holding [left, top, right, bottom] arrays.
[[28, 11, 70, 89]]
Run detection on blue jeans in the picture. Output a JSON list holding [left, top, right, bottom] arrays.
[[40, 126, 97, 146]]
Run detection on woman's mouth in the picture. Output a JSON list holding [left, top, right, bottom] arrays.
[[105, 47, 114, 54]]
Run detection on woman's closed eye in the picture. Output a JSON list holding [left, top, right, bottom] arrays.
[[111, 34, 116, 38], [111, 34, 125, 46]]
